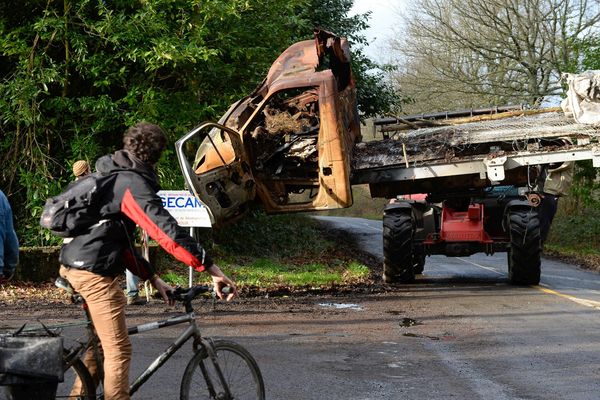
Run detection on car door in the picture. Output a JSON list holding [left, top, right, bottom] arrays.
[[175, 122, 255, 226]]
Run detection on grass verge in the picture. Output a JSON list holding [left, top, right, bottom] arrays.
[[155, 209, 378, 295], [544, 202, 600, 271]]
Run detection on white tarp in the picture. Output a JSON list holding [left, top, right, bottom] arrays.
[[561, 70, 600, 124]]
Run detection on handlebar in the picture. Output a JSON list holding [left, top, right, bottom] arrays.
[[167, 285, 232, 313], [167, 285, 211, 303]]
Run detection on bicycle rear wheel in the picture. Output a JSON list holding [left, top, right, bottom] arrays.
[[180, 339, 265, 400], [55, 353, 96, 400]]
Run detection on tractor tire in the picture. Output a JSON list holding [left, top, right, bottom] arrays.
[[383, 211, 415, 283], [507, 207, 541, 285], [413, 252, 426, 275]]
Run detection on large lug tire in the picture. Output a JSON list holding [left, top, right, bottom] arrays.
[[507, 207, 541, 285], [383, 211, 415, 283], [413, 252, 426, 275]]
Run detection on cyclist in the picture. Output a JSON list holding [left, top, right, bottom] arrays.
[[59, 122, 237, 400]]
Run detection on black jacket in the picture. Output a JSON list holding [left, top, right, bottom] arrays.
[[60, 150, 213, 278]]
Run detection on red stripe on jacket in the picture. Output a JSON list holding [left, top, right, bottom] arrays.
[[123, 249, 151, 280], [120, 189, 206, 272]]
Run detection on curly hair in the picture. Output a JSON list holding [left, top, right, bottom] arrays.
[[123, 122, 167, 165]]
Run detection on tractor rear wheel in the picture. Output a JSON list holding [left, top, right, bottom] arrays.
[[383, 211, 415, 283], [507, 208, 541, 285]]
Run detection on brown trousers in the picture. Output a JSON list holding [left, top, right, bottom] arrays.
[[60, 266, 132, 400]]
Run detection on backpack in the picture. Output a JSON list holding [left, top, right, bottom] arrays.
[[40, 172, 117, 238]]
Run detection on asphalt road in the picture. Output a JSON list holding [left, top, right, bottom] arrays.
[[5, 216, 600, 400], [124, 216, 600, 399], [309, 216, 600, 399]]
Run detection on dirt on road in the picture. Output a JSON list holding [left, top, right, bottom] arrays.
[[0, 224, 386, 332]]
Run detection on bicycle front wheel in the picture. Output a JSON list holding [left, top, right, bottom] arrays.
[[55, 352, 96, 400], [180, 339, 265, 400]]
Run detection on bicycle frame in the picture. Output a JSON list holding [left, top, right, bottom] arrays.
[[76, 308, 233, 398], [127, 313, 200, 396]]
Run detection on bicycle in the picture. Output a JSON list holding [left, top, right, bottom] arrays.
[[54, 277, 265, 400]]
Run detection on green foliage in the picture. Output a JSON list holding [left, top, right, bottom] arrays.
[[164, 211, 372, 289], [546, 161, 600, 256], [217, 257, 371, 289], [577, 37, 600, 71], [0, 0, 305, 245], [570, 160, 600, 209], [346, 262, 370, 276], [551, 36, 600, 258], [160, 271, 190, 287], [546, 201, 600, 251], [208, 209, 332, 259], [222, 259, 345, 287], [351, 53, 404, 118]]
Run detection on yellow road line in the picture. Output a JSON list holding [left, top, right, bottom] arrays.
[[536, 285, 600, 310]]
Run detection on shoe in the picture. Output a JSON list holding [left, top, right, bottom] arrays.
[[0, 272, 12, 285], [127, 294, 147, 306]]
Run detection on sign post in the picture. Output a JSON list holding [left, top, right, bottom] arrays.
[[141, 190, 211, 295]]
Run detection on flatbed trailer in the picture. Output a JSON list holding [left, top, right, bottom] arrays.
[[175, 30, 600, 285], [353, 110, 600, 196]]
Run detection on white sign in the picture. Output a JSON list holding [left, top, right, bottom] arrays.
[[158, 190, 211, 227]]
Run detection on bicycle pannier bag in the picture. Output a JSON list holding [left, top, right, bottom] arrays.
[[0, 334, 63, 399]]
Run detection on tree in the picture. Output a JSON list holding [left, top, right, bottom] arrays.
[[0, 0, 304, 245], [577, 36, 600, 71], [391, 0, 600, 113], [296, 0, 403, 117]]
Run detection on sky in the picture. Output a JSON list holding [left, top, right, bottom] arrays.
[[350, 0, 409, 62]]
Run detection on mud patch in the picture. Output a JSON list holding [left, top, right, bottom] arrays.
[[400, 317, 422, 327], [402, 332, 440, 340]]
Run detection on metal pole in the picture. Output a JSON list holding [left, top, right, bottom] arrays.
[[189, 227, 194, 288], [142, 230, 152, 302]]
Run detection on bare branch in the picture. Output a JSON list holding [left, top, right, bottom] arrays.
[[389, 0, 600, 112]]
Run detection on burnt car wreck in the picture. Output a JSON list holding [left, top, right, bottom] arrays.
[[176, 31, 600, 228], [176, 30, 360, 225]]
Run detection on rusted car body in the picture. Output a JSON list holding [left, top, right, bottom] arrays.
[[176, 30, 361, 225]]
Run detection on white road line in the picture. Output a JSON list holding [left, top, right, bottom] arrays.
[[456, 257, 504, 275], [357, 222, 383, 233], [342, 219, 382, 233]]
